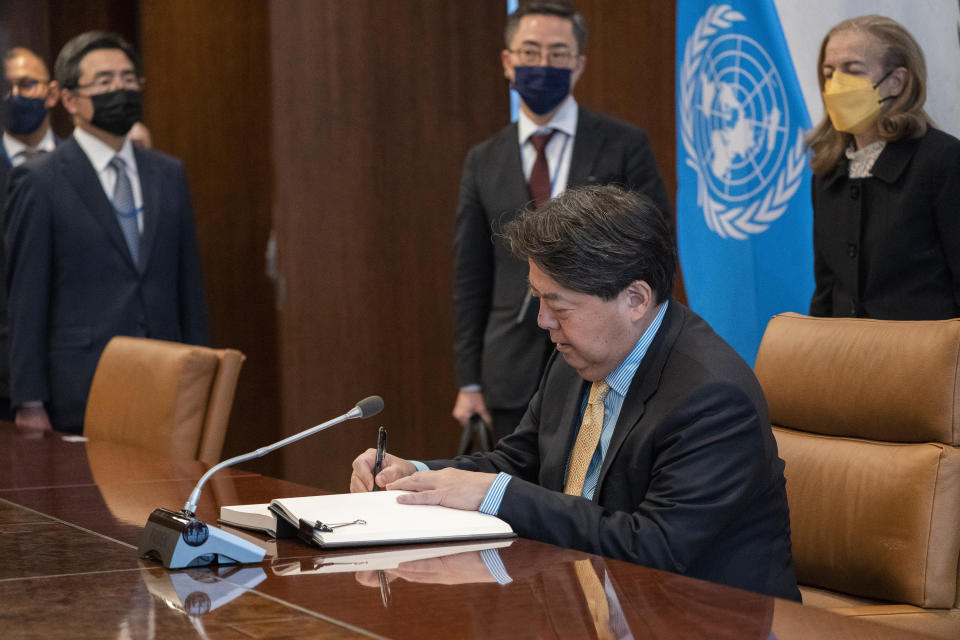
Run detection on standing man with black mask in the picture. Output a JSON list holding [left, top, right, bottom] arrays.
[[0, 47, 61, 421], [452, 1, 671, 442], [4, 31, 209, 436]]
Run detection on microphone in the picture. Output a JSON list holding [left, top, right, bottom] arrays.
[[138, 395, 384, 569]]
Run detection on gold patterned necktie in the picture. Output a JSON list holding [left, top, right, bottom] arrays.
[[564, 380, 610, 496], [574, 559, 614, 640]]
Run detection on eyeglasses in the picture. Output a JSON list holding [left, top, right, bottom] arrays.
[[4, 76, 48, 98], [510, 46, 575, 67], [72, 70, 144, 94]]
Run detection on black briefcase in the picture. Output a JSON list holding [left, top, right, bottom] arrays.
[[456, 414, 494, 455]]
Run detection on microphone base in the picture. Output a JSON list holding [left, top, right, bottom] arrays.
[[139, 508, 266, 569]]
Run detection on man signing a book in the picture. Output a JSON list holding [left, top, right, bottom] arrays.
[[350, 185, 800, 601]]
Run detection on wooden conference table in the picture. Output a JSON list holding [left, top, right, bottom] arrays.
[[0, 423, 937, 639]]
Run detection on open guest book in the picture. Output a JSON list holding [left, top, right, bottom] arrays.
[[220, 490, 515, 548]]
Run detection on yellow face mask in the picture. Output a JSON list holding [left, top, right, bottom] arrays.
[[822, 70, 893, 135]]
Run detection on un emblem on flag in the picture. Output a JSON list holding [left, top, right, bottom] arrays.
[[680, 4, 805, 240]]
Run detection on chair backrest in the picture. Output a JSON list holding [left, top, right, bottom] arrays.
[[755, 313, 960, 609], [84, 336, 245, 465]]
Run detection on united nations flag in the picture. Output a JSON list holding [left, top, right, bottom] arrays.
[[676, 1, 814, 365]]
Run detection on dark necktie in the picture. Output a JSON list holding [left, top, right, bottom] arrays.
[[528, 130, 556, 206], [109, 155, 140, 266]]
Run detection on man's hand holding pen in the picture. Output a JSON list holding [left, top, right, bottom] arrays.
[[350, 443, 496, 511], [350, 447, 417, 492]]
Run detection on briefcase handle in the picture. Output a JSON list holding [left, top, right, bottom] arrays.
[[456, 413, 494, 456]]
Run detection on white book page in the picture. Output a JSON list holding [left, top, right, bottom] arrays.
[[221, 503, 272, 520]]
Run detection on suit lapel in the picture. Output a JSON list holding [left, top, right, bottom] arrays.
[[543, 363, 590, 491], [566, 108, 604, 189], [496, 124, 532, 217], [595, 303, 684, 496], [59, 138, 138, 272], [134, 147, 159, 272]]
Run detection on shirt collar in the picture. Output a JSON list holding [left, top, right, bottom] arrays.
[[3, 127, 56, 159], [517, 95, 579, 144], [605, 300, 669, 397], [73, 126, 137, 175]]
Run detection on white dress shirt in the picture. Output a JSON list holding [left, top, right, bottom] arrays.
[[3, 128, 57, 167], [517, 96, 579, 199]]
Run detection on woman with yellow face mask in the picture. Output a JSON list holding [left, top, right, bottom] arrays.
[[806, 15, 960, 319]]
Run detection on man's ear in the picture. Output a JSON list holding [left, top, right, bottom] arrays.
[[59, 87, 78, 115], [501, 49, 515, 84], [570, 54, 586, 89], [44, 81, 60, 110], [624, 280, 654, 320]]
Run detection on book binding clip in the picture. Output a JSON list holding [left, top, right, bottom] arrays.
[[297, 518, 367, 546]]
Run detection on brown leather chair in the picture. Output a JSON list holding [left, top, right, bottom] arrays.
[[84, 336, 245, 464], [754, 313, 960, 639]]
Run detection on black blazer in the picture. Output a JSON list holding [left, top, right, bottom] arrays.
[[430, 302, 800, 601], [0, 155, 10, 414], [0, 135, 61, 416], [810, 127, 960, 319], [3, 136, 209, 432], [453, 107, 671, 410]]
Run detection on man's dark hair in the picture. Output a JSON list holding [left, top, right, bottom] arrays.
[[4, 47, 50, 73], [505, 185, 676, 303], [505, 1, 588, 54], [54, 31, 141, 89]]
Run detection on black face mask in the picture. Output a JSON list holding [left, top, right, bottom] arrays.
[[89, 89, 143, 136]]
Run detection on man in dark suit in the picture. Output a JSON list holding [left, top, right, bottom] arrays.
[[452, 1, 671, 441], [1, 47, 62, 421], [4, 32, 209, 435], [354, 185, 799, 600]]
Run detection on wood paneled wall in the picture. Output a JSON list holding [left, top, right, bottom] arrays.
[[139, 0, 282, 475], [575, 1, 677, 206], [269, 0, 509, 490]]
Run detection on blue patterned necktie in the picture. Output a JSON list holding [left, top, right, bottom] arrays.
[[109, 155, 140, 266]]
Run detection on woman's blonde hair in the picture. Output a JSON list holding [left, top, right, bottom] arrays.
[[806, 15, 934, 175]]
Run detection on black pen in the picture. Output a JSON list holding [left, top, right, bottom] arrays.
[[372, 425, 387, 491]]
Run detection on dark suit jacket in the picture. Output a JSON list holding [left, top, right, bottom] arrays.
[[429, 302, 800, 600], [0, 135, 62, 419], [453, 106, 671, 410], [0, 155, 10, 419], [3, 136, 209, 432], [810, 127, 960, 318]]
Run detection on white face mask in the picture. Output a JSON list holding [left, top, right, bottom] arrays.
[[822, 70, 894, 134]]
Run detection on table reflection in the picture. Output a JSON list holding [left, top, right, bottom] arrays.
[[142, 564, 267, 616], [259, 540, 775, 640]]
